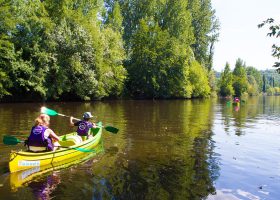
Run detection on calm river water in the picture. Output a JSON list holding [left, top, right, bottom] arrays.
[[0, 97, 279, 200]]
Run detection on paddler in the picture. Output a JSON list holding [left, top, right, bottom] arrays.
[[27, 114, 60, 152], [70, 112, 96, 141]]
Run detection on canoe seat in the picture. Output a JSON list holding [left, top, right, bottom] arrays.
[[59, 135, 83, 147], [28, 146, 47, 152]]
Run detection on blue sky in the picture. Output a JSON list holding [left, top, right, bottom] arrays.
[[212, 0, 280, 72]]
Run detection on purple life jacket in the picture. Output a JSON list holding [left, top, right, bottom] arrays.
[[76, 121, 93, 136], [28, 126, 54, 151]]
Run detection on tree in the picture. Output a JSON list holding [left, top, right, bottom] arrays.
[[258, 18, 280, 72], [0, 0, 219, 101], [208, 70, 217, 96], [247, 75, 259, 96], [106, 2, 123, 33], [246, 66, 262, 92], [189, 61, 211, 97], [4, 0, 54, 100], [262, 74, 266, 92], [0, 0, 127, 101], [117, 0, 197, 98], [219, 62, 234, 97], [188, 0, 219, 70], [232, 58, 248, 97], [49, 0, 126, 100], [126, 19, 192, 98]]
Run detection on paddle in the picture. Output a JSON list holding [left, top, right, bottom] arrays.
[[2, 135, 95, 153], [41, 107, 119, 134], [3, 135, 24, 145], [41, 107, 80, 120]]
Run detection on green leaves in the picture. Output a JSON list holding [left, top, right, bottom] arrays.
[[258, 18, 280, 71], [0, 0, 219, 101], [232, 59, 248, 97], [189, 61, 211, 98], [119, 0, 214, 99], [219, 62, 234, 97], [188, 0, 219, 70]]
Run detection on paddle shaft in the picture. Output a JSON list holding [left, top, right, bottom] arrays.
[[41, 107, 118, 133], [3, 136, 94, 153], [58, 113, 80, 121]]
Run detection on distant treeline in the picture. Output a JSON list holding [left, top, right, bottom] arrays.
[[217, 58, 280, 97], [0, 0, 219, 101]]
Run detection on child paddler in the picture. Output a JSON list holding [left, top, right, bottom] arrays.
[[27, 114, 60, 152], [70, 112, 96, 141]]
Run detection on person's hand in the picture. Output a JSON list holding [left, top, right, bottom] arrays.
[[93, 123, 97, 128], [53, 137, 59, 142]]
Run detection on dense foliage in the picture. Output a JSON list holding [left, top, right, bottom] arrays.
[[217, 58, 280, 97], [219, 63, 234, 97], [0, 0, 218, 101]]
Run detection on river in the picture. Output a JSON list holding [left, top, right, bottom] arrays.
[[0, 97, 279, 200]]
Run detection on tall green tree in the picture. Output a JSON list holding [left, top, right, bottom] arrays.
[[4, 0, 54, 99], [232, 58, 248, 97], [262, 74, 266, 92], [116, 0, 197, 98], [44, 0, 126, 100], [106, 2, 123, 33], [0, 0, 16, 97], [188, 0, 219, 70], [219, 62, 234, 97], [126, 19, 192, 98], [246, 66, 262, 92], [247, 75, 259, 96]]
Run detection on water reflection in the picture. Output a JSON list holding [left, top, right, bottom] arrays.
[[220, 96, 280, 136], [86, 100, 219, 199], [29, 171, 61, 200], [0, 97, 279, 199]]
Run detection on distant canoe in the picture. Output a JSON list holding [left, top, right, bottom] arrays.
[[232, 102, 240, 106]]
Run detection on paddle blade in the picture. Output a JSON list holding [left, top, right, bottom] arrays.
[[3, 136, 23, 145], [105, 126, 119, 134], [41, 107, 58, 116]]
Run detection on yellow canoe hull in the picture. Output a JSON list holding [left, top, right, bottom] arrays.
[[9, 124, 102, 173], [9, 141, 104, 190]]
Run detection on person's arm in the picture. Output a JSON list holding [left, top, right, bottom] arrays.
[[70, 116, 76, 126], [47, 129, 60, 141], [89, 122, 97, 128]]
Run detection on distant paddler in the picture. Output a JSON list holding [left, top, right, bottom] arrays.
[[234, 97, 240, 103]]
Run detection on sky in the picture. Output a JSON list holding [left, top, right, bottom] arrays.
[[212, 0, 280, 72]]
